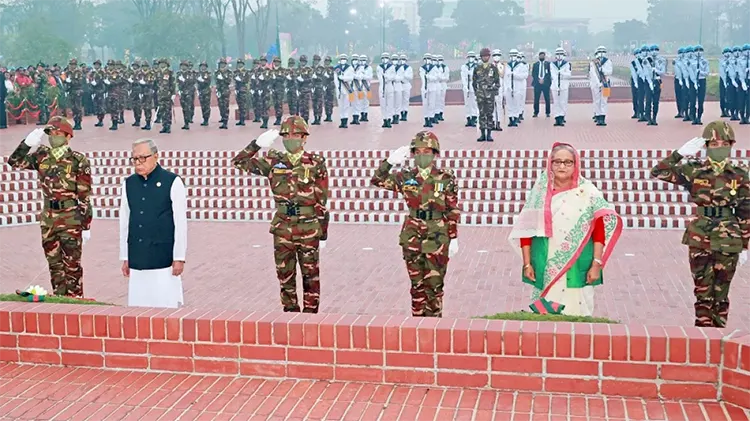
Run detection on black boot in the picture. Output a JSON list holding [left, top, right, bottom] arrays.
[[424, 117, 432, 128], [73, 120, 82, 131], [160, 124, 171, 134], [95, 116, 104, 127], [631, 113, 639, 119], [236, 118, 245, 126], [401, 111, 407, 122], [119, 112, 124, 124], [519, 113, 524, 121], [201, 118, 209, 126], [252, 115, 260, 123], [599, 116, 607, 126], [109, 120, 118, 131], [553, 116, 562, 126], [219, 121, 228, 129], [181, 122, 190, 130], [438, 112, 444, 121], [142, 121, 151, 130], [273, 116, 281, 125], [495, 121, 503, 132], [465, 117, 472, 127], [324, 114, 333, 122], [477, 129, 486, 142], [472, 116, 477, 126], [132, 119, 140, 127], [675, 112, 683, 119], [740, 117, 750, 125], [432, 116, 439, 125], [311, 116, 321, 125], [260, 117, 269, 129], [392, 115, 399, 125], [382, 119, 388, 128], [352, 115, 360, 125], [339, 118, 348, 128], [731, 112, 740, 121]]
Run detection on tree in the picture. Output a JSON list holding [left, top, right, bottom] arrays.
[[451, 0, 523, 46], [612, 19, 649, 49], [207, 0, 231, 57], [248, 0, 271, 56], [388, 19, 411, 51], [231, 0, 251, 57], [417, 0, 443, 50]]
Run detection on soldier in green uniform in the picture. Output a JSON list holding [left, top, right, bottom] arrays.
[[156, 58, 175, 134], [256, 56, 271, 129], [196, 61, 212, 126], [323, 56, 335, 122], [63, 58, 84, 131], [270, 56, 285, 126], [286, 57, 299, 116], [215, 58, 232, 129], [177, 60, 195, 130], [128, 61, 143, 127], [137, 60, 155, 131], [34, 63, 50, 125], [472, 47, 500, 142], [234, 59, 249, 126], [8, 117, 93, 297], [371, 131, 461, 317], [311, 55, 325, 125], [231, 117, 329, 313], [90, 59, 107, 127], [651, 120, 750, 328]]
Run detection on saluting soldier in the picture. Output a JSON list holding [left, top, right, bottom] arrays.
[[231, 117, 329, 313], [371, 131, 460, 317], [651, 121, 749, 328], [8, 117, 92, 297], [196, 61, 212, 126], [215, 58, 232, 129]]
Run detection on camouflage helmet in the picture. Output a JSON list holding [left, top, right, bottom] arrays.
[[479, 48, 491, 57], [299, 54, 308, 62], [69, 58, 78, 65], [272, 56, 281, 63], [93, 59, 102, 66], [252, 58, 260, 65], [410, 131, 440, 154], [161, 58, 170, 66], [218, 57, 227, 64], [131, 61, 140, 68], [44, 116, 74, 138], [180, 60, 189, 67], [702, 120, 736, 144], [259, 55, 267, 62], [313, 54, 321, 61], [141, 60, 150, 68], [115, 60, 123, 66], [199, 61, 208, 67], [324, 56, 332, 63], [236, 58, 245, 65], [279, 116, 310, 138], [288, 57, 296, 65]]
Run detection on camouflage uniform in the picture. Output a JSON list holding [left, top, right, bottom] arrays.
[[472, 48, 501, 141], [286, 57, 299, 116], [270, 56, 285, 125], [370, 132, 460, 317], [234, 59, 250, 125], [651, 121, 750, 327], [177, 60, 196, 130], [296, 55, 314, 122], [115, 61, 127, 123], [137, 61, 155, 131], [250, 59, 262, 123], [323, 56, 335, 122], [186, 61, 197, 123], [256, 57, 271, 129], [231, 116, 330, 313], [311, 55, 325, 125], [63, 59, 84, 130], [34, 66, 50, 126], [128, 62, 143, 127], [196, 62, 212, 126], [156, 58, 175, 133], [90, 60, 107, 127], [7, 117, 92, 297], [215, 58, 232, 129], [105, 60, 123, 130]]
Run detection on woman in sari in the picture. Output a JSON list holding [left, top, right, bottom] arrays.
[[508, 142, 623, 316]]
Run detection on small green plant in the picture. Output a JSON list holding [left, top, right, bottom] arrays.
[[480, 311, 619, 323], [0, 294, 114, 306]]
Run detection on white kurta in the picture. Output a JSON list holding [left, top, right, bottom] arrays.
[[119, 175, 188, 308]]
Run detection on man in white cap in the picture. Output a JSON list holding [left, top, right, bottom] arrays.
[[358, 54, 373, 122], [550, 47, 572, 126], [504, 49, 527, 127], [589, 45, 613, 126], [420, 53, 437, 127], [334, 53, 355, 128], [398, 54, 412, 121], [436, 54, 449, 122], [461, 51, 479, 127], [350, 54, 363, 125], [491, 49, 505, 132], [377, 52, 396, 128]]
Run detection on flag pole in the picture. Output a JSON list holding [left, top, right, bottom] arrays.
[[275, 0, 281, 58]]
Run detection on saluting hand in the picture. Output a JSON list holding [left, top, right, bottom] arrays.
[[256, 129, 280, 148], [387, 146, 410, 166]]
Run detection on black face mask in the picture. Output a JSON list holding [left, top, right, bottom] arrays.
[[539, 58, 545, 61]]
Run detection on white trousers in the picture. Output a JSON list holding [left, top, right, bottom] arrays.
[[551, 88, 569, 117], [493, 94, 504, 128], [400, 86, 411, 113], [337, 92, 352, 119], [504, 90, 523, 118], [128, 267, 184, 309], [380, 86, 394, 120], [464, 91, 478, 117], [592, 88, 608, 116], [422, 90, 438, 118], [393, 88, 402, 117], [438, 84, 447, 113]]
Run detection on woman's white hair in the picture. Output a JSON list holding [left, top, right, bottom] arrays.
[[551, 143, 576, 159]]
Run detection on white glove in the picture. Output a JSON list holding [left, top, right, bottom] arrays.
[[251, 75, 257, 80], [197, 77, 204, 82], [171, 95, 176, 102], [259, 75, 264, 80], [286, 75, 292, 80], [319, 240, 327, 249], [677, 137, 706, 157], [139, 80, 146, 85], [23, 128, 45, 148], [449, 239, 459, 258], [91, 80, 97, 86], [179, 76, 185, 82], [217, 74, 224, 80], [255, 129, 280, 148], [235, 76, 241, 81], [127, 78, 133, 83], [387, 145, 410, 166], [312, 74, 317, 79], [65, 77, 71, 83], [82, 230, 91, 246], [297, 76, 304, 82], [740, 250, 748, 267], [104, 79, 110, 85]]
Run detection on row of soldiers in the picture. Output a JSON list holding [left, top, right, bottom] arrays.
[[718, 44, 750, 124], [629, 44, 667, 126]]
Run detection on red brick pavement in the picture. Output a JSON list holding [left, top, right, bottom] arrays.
[[1, 363, 747, 421], [2, 104, 748, 156], [1, 221, 748, 331]]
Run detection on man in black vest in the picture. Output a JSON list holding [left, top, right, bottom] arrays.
[[0, 67, 7, 129], [119, 138, 187, 308], [531, 50, 551, 118]]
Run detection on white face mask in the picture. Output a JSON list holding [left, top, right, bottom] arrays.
[[339, 60, 347, 65], [556, 55, 563, 61], [425, 59, 432, 65], [468, 57, 475, 63], [381, 58, 388, 64], [351, 60, 358, 66], [492, 56, 501, 63], [400, 59, 406, 65]]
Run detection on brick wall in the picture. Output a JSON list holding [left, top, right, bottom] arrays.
[[0, 302, 747, 408]]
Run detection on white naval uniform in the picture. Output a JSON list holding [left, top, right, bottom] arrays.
[[119, 177, 187, 308], [353, 65, 365, 115], [394, 64, 405, 118], [335, 64, 355, 119], [504, 61, 528, 119], [589, 57, 613, 117], [360, 64, 373, 115], [438, 63, 449, 115], [494, 62, 505, 128], [377, 63, 396, 120], [550, 60, 572, 118], [400, 64, 413, 114], [461, 62, 478, 119], [420, 64, 439, 119]]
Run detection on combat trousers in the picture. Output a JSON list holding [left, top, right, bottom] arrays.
[[312, 88, 323, 119], [236, 90, 248, 121], [158, 97, 172, 126], [93, 92, 105, 118], [106, 92, 120, 123], [688, 247, 738, 328], [131, 91, 142, 123], [180, 93, 195, 123], [551, 89, 569, 118], [41, 216, 84, 298], [324, 87, 335, 117], [218, 90, 230, 122], [36, 90, 49, 125], [298, 91, 312, 120], [464, 90, 478, 118], [198, 90, 211, 122], [402, 247, 448, 318], [272, 224, 322, 313], [70, 90, 83, 126], [287, 90, 298, 116], [476, 96, 494, 130]]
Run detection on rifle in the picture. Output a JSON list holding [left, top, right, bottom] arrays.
[[335, 67, 354, 102], [592, 58, 610, 97]]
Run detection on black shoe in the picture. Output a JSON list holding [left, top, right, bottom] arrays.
[[95, 118, 104, 127], [553, 116, 562, 126], [465, 117, 472, 127], [236, 120, 245, 126], [675, 113, 683, 119], [109, 121, 118, 131], [382, 119, 388, 128], [362, 112, 369, 122], [731, 113, 740, 121], [252, 117, 261, 123], [339, 118, 348, 128], [219, 122, 228, 129], [324, 114, 333, 122], [352, 115, 360, 125], [201, 119, 209, 126], [160, 125, 170, 133], [519, 113, 524, 121], [73, 121, 82, 131], [424, 118, 432, 128], [392, 116, 399, 125], [599, 116, 607, 126], [632, 113, 639, 119], [142, 122, 151, 130], [533, 113, 538, 118], [740, 118, 749, 125], [260, 117, 269, 129], [477, 129, 486, 142], [431, 117, 439, 125], [311, 117, 321, 125], [181, 124, 190, 130], [401, 111, 407, 122], [692, 119, 702, 125], [132, 120, 140, 127]]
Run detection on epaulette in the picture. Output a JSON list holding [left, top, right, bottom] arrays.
[[266, 149, 283, 159], [442, 168, 456, 178], [71, 150, 87, 162], [308, 153, 325, 164]]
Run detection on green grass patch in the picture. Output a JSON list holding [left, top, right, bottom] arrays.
[[0, 294, 114, 306], [480, 311, 619, 324]]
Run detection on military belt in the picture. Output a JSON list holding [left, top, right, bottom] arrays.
[[46, 199, 78, 211], [409, 209, 444, 220], [697, 206, 734, 218], [277, 202, 316, 217]]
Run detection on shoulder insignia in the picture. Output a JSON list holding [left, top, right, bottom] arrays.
[[404, 178, 419, 186], [272, 162, 288, 169]]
